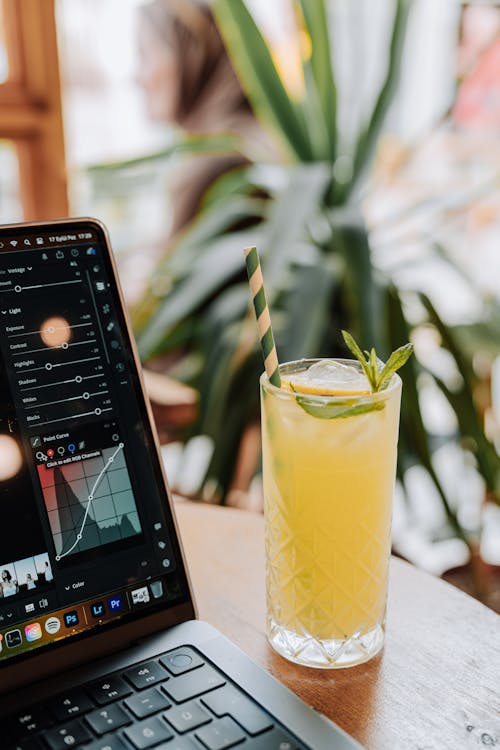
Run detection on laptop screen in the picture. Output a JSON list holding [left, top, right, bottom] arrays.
[[0, 220, 190, 666]]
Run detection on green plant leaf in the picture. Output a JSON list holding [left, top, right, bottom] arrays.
[[420, 293, 500, 499], [341, 329, 376, 388], [131, 196, 262, 335], [345, 0, 410, 200], [377, 343, 414, 388], [385, 287, 468, 543], [214, 0, 312, 160], [330, 212, 385, 350], [296, 0, 337, 161], [166, 197, 264, 278], [296, 396, 385, 420], [342, 329, 369, 367], [136, 229, 263, 360], [87, 133, 242, 173], [276, 258, 337, 362], [342, 328, 412, 392], [260, 163, 331, 290]]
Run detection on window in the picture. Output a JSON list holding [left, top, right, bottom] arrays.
[[0, 0, 68, 221]]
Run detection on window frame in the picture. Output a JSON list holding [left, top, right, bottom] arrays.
[[0, 0, 68, 220]]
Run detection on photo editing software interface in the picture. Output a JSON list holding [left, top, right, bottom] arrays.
[[0, 225, 188, 664]]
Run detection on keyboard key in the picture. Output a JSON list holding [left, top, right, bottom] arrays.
[[160, 648, 205, 675], [48, 689, 95, 721], [123, 716, 174, 749], [245, 727, 301, 749], [124, 660, 170, 690], [125, 687, 170, 719], [85, 704, 131, 735], [164, 700, 212, 733], [201, 685, 273, 736], [87, 675, 132, 705], [7, 707, 52, 737], [43, 719, 92, 750], [162, 664, 225, 703], [9, 738, 45, 750], [158, 739, 199, 750], [86, 738, 128, 750], [195, 716, 246, 749]]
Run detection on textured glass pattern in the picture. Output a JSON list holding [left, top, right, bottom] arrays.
[[265, 487, 389, 667], [261, 361, 401, 668]]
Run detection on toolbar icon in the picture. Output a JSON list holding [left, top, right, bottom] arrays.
[[45, 616, 61, 634], [107, 595, 123, 613], [5, 629, 22, 648], [56, 250, 64, 260], [150, 581, 163, 599], [25, 622, 42, 642], [131, 587, 150, 605], [63, 611, 79, 628], [24, 239, 31, 246], [42, 253, 48, 260], [10, 240, 18, 247], [36, 237, 44, 245], [90, 601, 105, 618]]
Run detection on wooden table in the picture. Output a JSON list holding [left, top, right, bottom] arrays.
[[174, 500, 500, 750]]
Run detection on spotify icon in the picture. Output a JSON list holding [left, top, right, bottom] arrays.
[[45, 617, 61, 635]]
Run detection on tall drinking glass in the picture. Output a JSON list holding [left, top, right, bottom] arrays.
[[260, 359, 402, 668]]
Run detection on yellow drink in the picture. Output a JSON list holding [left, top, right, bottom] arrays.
[[261, 359, 402, 668]]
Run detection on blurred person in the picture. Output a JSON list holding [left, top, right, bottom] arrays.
[[136, 0, 265, 237], [1, 569, 17, 597], [135, 1, 272, 507], [133, 0, 267, 471], [44, 560, 53, 583]]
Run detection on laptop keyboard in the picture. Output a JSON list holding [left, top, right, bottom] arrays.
[[5, 646, 309, 750]]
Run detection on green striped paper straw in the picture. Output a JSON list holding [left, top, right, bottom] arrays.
[[244, 246, 281, 388]]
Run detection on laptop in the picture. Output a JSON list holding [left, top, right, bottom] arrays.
[[0, 218, 363, 750]]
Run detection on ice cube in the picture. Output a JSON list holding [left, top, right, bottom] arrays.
[[288, 360, 370, 395]]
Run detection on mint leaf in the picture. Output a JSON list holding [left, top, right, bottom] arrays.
[[341, 330, 375, 388], [341, 329, 413, 392], [296, 396, 385, 420], [376, 343, 413, 389], [370, 348, 378, 381]]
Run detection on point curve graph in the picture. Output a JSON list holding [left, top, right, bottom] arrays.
[[39, 444, 142, 560], [55, 442, 124, 560]]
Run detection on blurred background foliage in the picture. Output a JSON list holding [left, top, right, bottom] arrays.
[[56, 0, 500, 603], [127, 0, 500, 576]]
